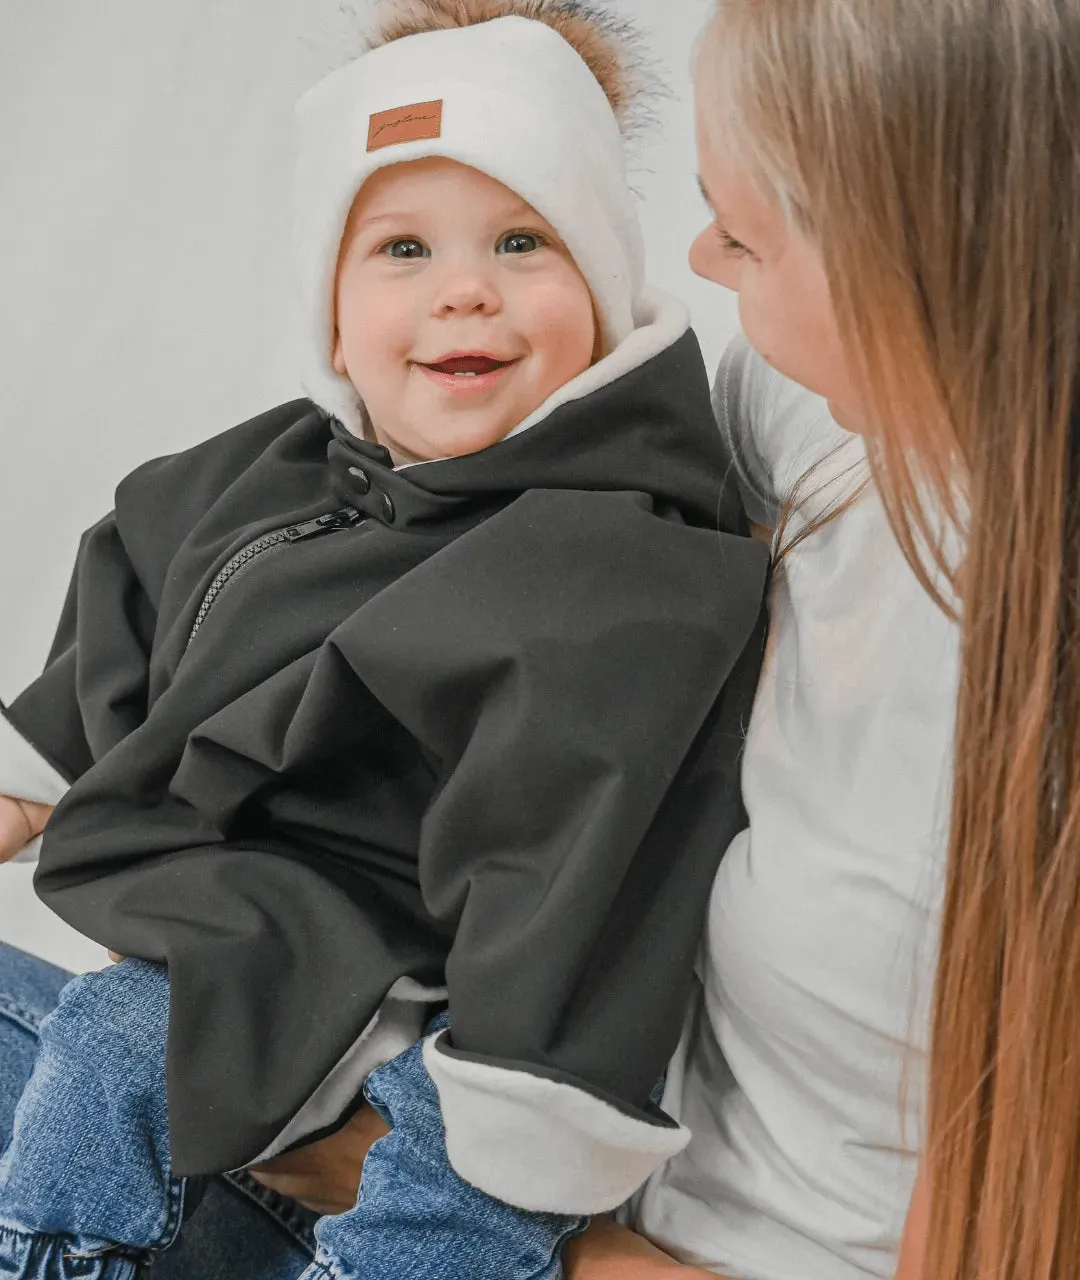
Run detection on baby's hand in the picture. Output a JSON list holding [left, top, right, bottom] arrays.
[[0, 795, 53, 864]]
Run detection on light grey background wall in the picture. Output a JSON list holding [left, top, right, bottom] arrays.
[[0, 0, 739, 971]]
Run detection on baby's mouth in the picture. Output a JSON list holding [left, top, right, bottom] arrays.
[[413, 353, 520, 394], [420, 355, 514, 377]]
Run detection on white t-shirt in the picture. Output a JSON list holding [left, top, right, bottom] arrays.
[[633, 338, 957, 1279]]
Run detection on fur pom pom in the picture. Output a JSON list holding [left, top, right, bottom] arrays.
[[362, 0, 658, 133]]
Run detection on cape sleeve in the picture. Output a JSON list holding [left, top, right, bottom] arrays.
[[2, 402, 309, 860], [1, 512, 157, 859], [337, 487, 769, 1212], [115, 484, 765, 1186]]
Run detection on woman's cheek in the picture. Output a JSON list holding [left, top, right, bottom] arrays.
[[737, 281, 832, 403], [735, 289, 780, 371]]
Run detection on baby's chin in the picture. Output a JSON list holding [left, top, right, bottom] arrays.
[[377, 411, 523, 465]]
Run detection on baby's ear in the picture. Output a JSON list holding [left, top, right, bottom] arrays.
[[332, 330, 348, 376]]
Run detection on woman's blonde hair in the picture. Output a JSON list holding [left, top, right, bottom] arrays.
[[696, 3, 1080, 1277]]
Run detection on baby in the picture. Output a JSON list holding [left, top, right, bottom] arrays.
[[0, 3, 767, 1277]]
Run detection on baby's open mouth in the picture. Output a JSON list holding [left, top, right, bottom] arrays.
[[420, 355, 514, 377], [413, 353, 520, 395]]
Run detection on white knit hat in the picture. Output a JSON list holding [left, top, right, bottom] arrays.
[[294, 15, 646, 436]]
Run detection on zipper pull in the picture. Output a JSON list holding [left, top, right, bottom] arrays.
[[283, 505, 364, 542]]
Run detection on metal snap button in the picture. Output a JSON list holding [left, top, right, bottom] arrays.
[[380, 492, 396, 524], [347, 466, 371, 494]]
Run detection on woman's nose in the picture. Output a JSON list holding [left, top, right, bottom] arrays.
[[431, 261, 502, 317], [689, 225, 739, 291]]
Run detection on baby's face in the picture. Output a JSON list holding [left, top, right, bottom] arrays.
[[333, 158, 598, 464]]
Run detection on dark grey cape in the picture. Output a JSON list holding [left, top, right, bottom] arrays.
[[5, 328, 768, 1175]]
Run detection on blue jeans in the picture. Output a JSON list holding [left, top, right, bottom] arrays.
[[0, 952, 585, 1279], [306, 1010, 585, 1280], [0, 946, 316, 1279]]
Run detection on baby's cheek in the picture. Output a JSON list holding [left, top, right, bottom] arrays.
[[339, 272, 412, 364], [528, 285, 596, 375]]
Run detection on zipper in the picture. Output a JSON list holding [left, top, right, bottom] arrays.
[[185, 505, 364, 651]]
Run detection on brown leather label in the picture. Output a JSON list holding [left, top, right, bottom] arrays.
[[367, 99, 444, 152]]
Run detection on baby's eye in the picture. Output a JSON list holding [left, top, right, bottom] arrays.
[[497, 231, 546, 255], [382, 238, 430, 260]]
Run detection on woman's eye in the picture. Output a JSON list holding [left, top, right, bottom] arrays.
[[382, 238, 429, 260], [497, 232, 546, 255], [714, 224, 752, 258]]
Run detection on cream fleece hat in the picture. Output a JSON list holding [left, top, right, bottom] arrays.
[[294, 15, 646, 437]]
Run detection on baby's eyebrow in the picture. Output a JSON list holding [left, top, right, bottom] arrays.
[[356, 211, 416, 228], [355, 204, 543, 230]]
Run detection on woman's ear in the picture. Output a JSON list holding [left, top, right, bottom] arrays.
[[332, 329, 347, 376]]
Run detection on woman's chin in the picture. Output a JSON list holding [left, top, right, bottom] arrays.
[[826, 398, 866, 436]]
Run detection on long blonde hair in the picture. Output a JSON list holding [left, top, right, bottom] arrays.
[[696, 3, 1080, 1277]]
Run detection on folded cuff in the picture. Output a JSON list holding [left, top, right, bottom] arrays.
[[422, 1030, 690, 1215], [0, 709, 69, 862], [11, 835, 43, 865]]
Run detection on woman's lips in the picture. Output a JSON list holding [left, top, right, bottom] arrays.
[[413, 353, 520, 395]]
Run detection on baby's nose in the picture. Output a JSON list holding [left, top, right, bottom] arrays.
[[431, 265, 502, 316]]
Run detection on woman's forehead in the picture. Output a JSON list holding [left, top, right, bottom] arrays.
[[695, 122, 787, 250]]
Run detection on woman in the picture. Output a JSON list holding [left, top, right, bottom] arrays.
[[620, 0, 1077, 1275], [2, 0, 1075, 1277]]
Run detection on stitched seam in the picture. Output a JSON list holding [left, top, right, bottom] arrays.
[[304, 1251, 341, 1280], [227, 1168, 317, 1242], [0, 1223, 144, 1271], [156, 1176, 186, 1249], [0, 995, 48, 1035], [61, 1242, 143, 1263], [525, 1218, 590, 1280], [221, 1171, 317, 1257]]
